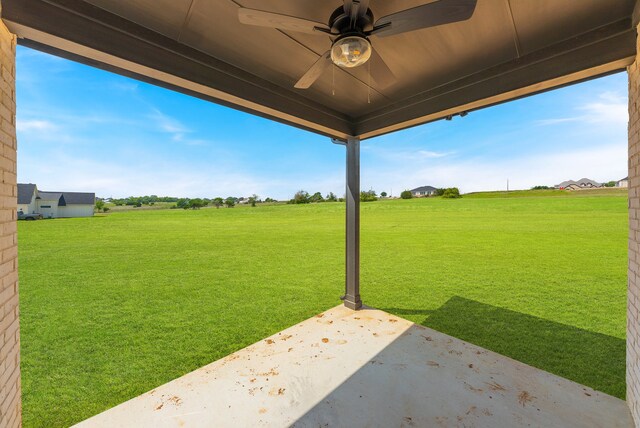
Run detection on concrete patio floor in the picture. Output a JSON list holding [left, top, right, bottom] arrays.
[[75, 305, 632, 427]]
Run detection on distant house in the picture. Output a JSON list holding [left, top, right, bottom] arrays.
[[410, 186, 438, 197], [555, 178, 602, 190], [617, 177, 629, 188], [18, 183, 95, 218]]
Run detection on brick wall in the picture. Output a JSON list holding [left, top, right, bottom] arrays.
[[0, 8, 19, 428], [630, 20, 640, 427]]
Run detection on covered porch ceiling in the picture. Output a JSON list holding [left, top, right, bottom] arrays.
[[3, 0, 637, 140]]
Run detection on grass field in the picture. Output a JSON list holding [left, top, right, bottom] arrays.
[[18, 190, 628, 427]]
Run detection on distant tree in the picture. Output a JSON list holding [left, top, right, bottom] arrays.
[[400, 190, 412, 199], [442, 187, 462, 198], [248, 194, 259, 207], [360, 190, 378, 202], [225, 197, 236, 208], [604, 180, 616, 187], [292, 190, 310, 204], [435, 188, 445, 196], [213, 197, 224, 209], [95, 200, 105, 212], [380, 191, 387, 197], [188, 198, 206, 209], [310, 192, 324, 203], [531, 185, 551, 190], [176, 198, 190, 209], [264, 197, 276, 203]]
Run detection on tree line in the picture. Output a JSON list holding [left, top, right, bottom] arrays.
[[288, 190, 382, 204], [105, 194, 277, 210]]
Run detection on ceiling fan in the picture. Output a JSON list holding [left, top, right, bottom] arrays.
[[237, 0, 477, 90]]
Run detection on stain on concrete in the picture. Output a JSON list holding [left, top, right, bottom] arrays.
[[518, 391, 534, 407]]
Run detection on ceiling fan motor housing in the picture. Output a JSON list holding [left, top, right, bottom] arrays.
[[328, 6, 374, 34]]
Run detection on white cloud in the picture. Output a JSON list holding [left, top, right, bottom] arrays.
[[146, 108, 209, 146], [16, 119, 56, 132], [579, 91, 628, 124], [536, 91, 628, 126], [362, 144, 453, 162], [148, 108, 190, 135]]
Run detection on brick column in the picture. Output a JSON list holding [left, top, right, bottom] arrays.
[[630, 14, 640, 425], [0, 4, 19, 427]]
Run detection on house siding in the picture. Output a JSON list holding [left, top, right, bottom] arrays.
[[628, 21, 640, 427], [58, 205, 94, 218], [36, 199, 58, 219], [0, 9, 20, 428]]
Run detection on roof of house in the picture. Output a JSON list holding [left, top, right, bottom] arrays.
[[57, 192, 95, 205], [411, 186, 438, 193], [619, 177, 629, 181], [37, 191, 63, 201], [18, 183, 95, 206], [576, 178, 601, 186], [556, 178, 602, 187], [17, 183, 36, 205]]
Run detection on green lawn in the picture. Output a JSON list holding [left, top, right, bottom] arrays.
[[18, 191, 628, 427]]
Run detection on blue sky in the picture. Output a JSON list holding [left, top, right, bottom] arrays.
[[16, 46, 627, 199]]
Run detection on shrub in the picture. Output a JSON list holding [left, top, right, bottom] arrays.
[[531, 185, 551, 190], [309, 192, 324, 203], [442, 187, 461, 198], [400, 190, 412, 199], [360, 190, 378, 202], [291, 190, 310, 204]]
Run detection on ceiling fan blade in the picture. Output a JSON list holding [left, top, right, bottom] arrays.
[[294, 51, 332, 89], [371, 0, 477, 38], [369, 48, 395, 89], [238, 8, 330, 35]]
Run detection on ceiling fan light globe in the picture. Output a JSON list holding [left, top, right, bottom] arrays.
[[331, 36, 371, 68]]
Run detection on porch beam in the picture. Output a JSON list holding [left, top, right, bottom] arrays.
[[336, 136, 362, 310]]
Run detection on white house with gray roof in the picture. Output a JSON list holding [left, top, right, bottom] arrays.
[[410, 186, 438, 197], [18, 183, 95, 218]]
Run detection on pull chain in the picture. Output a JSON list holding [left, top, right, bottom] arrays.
[[367, 59, 371, 104], [332, 64, 335, 96]]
